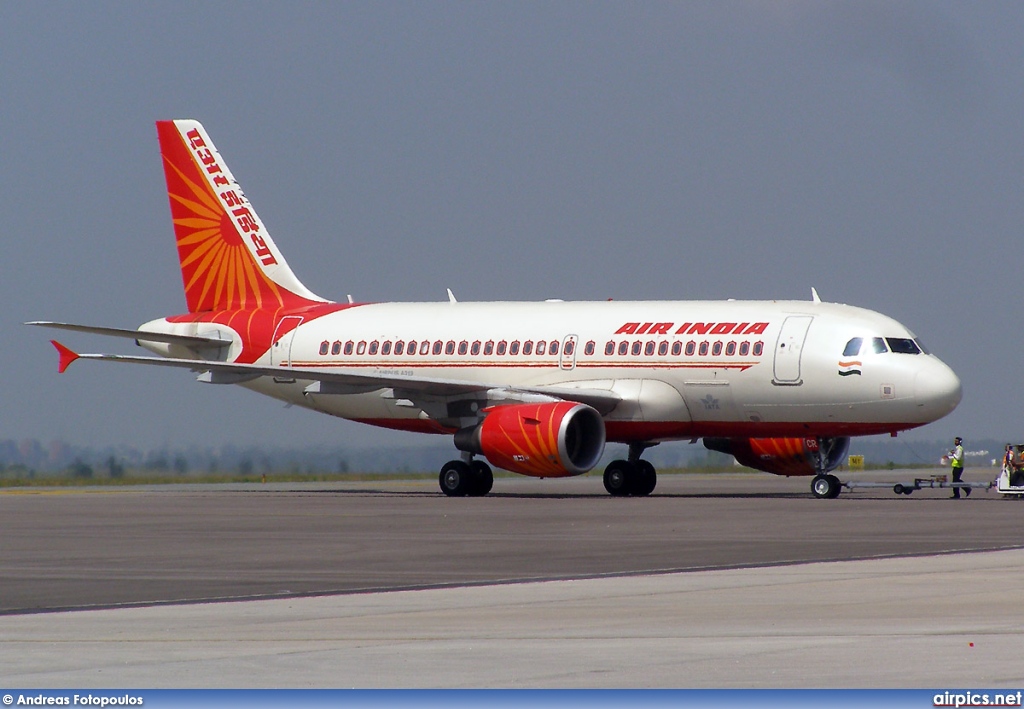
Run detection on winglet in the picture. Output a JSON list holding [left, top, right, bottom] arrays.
[[51, 340, 80, 373]]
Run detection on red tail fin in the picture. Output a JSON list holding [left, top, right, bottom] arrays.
[[156, 120, 328, 313]]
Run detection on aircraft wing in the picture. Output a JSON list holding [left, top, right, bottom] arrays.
[[47, 341, 622, 414]]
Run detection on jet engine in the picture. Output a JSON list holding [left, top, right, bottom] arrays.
[[703, 436, 851, 477], [454, 401, 606, 478]]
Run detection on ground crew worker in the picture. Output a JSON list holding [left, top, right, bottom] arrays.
[[949, 436, 968, 498]]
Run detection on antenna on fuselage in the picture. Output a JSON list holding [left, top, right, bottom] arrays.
[[811, 287, 821, 303], [447, 288, 458, 303]]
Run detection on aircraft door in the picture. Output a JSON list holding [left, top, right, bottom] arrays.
[[559, 335, 578, 370], [773, 315, 813, 385], [271, 315, 304, 381]]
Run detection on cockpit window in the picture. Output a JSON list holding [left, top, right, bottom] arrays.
[[914, 338, 930, 355], [886, 338, 921, 354], [871, 337, 888, 354], [843, 337, 863, 357]]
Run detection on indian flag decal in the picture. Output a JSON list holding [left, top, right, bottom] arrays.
[[838, 360, 862, 376]]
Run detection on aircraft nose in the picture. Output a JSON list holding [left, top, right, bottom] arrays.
[[914, 360, 962, 421]]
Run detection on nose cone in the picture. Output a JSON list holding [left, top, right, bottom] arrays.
[[914, 359, 962, 423]]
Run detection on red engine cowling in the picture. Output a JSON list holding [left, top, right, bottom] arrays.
[[703, 437, 850, 477], [454, 402, 606, 478]]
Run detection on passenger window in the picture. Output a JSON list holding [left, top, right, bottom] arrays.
[[843, 337, 863, 357], [356, 341, 366, 356], [725, 342, 736, 356], [344, 341, 354, 355], [419, 341, 430, 355], [458, 341, 468, 355], [536, 340, 546, 356], [407, 340, 416, 355], [510, 341, 520, 356], [497, 341, 507, 355], [886, 338, 921, 354], [471, 341, 481, 356], [369, 341, 379, 355], [549, 340, 559, 355], [739, 341, 749, 356], [584, 341, 595, 356], [484, 341, 494, 355], [631, 341, 642, 356], [382, 341, 392, 356], [685, 341, 696, 356], [564, 341, 574, 355], [752, 341, 764, 356], [699, 342, 709, 356], [433, 341, 443, 355], [671, 341, 682, 356], [644, 341, 655, 356], [605, 341, 615, 356], [658, 341, 668, 356], [522, 341, 533, 355], [394, 341, 404, 355], [618, 341, 628, 356], [445, 341, 455, 355], [319, 341, 329, 356], [871, 337, 888, 354], [331, 341, 342, 356]]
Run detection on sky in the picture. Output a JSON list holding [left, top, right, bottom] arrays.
[[2, 2, 1022, 453]]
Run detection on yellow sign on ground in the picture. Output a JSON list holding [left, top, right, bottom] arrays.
[[848, 455, 865, 469]]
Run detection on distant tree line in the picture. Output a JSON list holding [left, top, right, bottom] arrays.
[[0, 436, 1002, 479]]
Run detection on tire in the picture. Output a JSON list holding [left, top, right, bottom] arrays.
[[825, 474, 842, 499], [603, 460, 632, 496], [632, 460, 657, 497], [439, 460, 471, 497], [893, 484, 905, 495], [467, 460, 493, 497], [811, 474, 838, 499]]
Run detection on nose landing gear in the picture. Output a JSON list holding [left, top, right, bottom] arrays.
[[811, 473, 842, 499]]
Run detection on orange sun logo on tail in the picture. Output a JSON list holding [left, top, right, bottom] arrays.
[[157, 120, 326, 314]]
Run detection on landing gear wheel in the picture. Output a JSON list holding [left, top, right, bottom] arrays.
[[603, 460, 632, 496], [439, 460, 471, 497], [467, 460, 493, 497], [826, 474, 842, 498], [811, 474, 841, 499], [632, 460, 657, 497]]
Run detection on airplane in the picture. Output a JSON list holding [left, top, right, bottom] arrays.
[[30, 119, 963, 499]]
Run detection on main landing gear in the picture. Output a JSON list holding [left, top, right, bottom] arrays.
[[603, 442, 658, 497], [439, 456, 494, 497]]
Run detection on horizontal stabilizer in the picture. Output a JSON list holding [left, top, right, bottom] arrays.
[[26, 321, 232, 348]]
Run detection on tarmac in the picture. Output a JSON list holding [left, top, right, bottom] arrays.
[[2, 470, 1022, 688]]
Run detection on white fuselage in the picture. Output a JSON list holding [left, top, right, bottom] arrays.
[[144, 298, 961, 442]]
